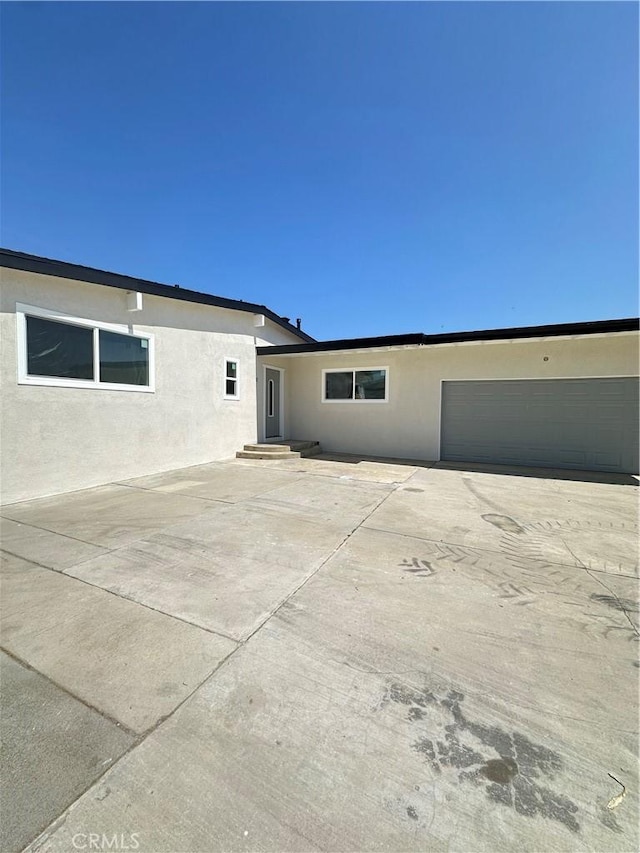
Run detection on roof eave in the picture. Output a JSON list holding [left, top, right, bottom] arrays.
[[0, 248, 316, 343], [257, 318, 639, 357]]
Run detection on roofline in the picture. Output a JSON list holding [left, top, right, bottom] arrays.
[[0, 248, 316, 343], [257, 318, 640, 356]]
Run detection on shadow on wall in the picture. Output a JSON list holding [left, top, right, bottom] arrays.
[[434, 460, 639, 487], [312, 452, 437, 469], [306, 452, 638, 486]]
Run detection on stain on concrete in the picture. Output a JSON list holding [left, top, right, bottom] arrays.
[[157, 682, 180, 697], [413, 735, 440, 771], [383, 794, 430, 828], [590, 593, 638, 613], [599, 806, 623, 834], [482, 514, 526, 535], [385, 683, 436, 708], [481, 757, 518, 783], [497, 582, 535, 605], [276, 600, 307, 625], [383, 682, 580, 833], [399, 558, 435, 577], [403, 488, 425, 494]]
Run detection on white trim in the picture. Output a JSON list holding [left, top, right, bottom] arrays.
[[223, 356, 240, 400], [17, 303, 142, 335], [437, 375, 639, 462], [16, 302, 155, 392], [321, 366, 389, 403], [262, 364, 285, 441], [92, 326, 100, 384]]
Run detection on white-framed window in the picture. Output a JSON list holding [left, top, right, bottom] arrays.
[[224, 358, 239, 399], [322, 367, 389, 403], [16, 303, 154, 392]]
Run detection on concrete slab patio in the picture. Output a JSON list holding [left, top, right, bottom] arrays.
[[1, 454, 637, 853]]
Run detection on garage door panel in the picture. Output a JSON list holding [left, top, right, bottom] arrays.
[[441, 378, 639, 474]]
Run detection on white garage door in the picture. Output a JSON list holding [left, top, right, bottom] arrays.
[[441, 378, 639, 473]]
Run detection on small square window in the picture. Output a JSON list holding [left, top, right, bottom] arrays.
[[224, 359, 239, 399]]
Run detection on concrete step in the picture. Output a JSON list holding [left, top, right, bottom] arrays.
[[237, 450, 302, 460], [242, 444, 291, 453], [236, 440, 321, 461]]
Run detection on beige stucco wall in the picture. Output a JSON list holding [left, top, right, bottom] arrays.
[[0, 268, 302, 503], [259, 333, 639, 459]]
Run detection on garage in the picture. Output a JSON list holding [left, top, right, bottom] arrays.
[[441, 377, 639, 474]]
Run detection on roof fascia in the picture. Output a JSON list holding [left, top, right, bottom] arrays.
[[0, 248, 315, 343], [256, 318, 639, 357]]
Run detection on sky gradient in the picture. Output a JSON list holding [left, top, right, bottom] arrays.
[[2, 1, 637, 340]]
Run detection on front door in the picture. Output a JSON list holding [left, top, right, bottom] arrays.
[[265, 368, 281, 438]]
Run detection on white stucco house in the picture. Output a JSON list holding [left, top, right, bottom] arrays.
[[1, 248, 638, 504]]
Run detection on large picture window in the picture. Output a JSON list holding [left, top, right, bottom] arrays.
[[322, 368, 388, 402], [17, 304, 154, 391]]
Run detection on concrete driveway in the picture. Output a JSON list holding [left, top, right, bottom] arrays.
[[1, 454, 638, 853]]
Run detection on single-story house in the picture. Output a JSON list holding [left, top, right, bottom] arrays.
[[257, 323, 639, 474], [1, 248, 638, 504]]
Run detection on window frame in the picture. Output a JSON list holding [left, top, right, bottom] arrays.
[[16, 303, 155, 392], [223, 357, 240, 400], [321, 366, 389, 403]]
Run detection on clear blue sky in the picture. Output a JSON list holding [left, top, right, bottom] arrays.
[[2, 2, 637, 340]]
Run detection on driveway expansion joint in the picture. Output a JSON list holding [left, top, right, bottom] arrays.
[[0, 516, 115, 551], [232, 481, 403, 649], [0, 646, 141, 740], [116, 481, 234, 505]]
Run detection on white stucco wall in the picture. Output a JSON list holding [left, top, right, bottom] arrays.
[[0, 268, 303, 503], [259, 333, 639, 460]]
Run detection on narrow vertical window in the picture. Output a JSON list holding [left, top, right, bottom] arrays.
[[268, 379, 274, 417], [225, 359, 239, 399]]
